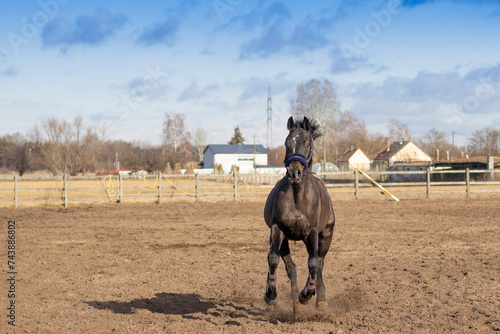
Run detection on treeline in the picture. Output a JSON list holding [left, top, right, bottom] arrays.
[[0, 114, 208, 176], [1, 113, 498, 177]]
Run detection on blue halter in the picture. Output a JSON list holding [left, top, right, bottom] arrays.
[[284, 153, 310, 167], [283, 132, 314, 168]]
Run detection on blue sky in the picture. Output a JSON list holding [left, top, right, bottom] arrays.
[[1, 0, 500, 148]]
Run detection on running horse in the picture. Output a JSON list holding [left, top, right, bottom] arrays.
[[264, 116, 335, 311]]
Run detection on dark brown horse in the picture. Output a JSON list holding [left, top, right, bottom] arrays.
[[264, 116, 335, 311]]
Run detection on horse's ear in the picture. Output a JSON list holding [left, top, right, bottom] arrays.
[[303, 116, 311, 132], [287, 117, 295, 131]]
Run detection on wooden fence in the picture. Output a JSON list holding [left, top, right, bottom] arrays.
[[0, 169, 499, 208]]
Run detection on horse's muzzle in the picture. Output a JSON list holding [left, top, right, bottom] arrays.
[[287, 161, 304, 185]]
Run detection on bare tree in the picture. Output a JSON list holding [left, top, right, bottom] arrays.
[[290, 79, 341, 161], [290, 79, 340, 123], [267, 146, 286, 166], [468, 127, 500, 156], [418, 128, 450, 159], [336, 111, 368, 148], [161, 113, 193, 165], [336, 111, 386, 159], [96, 139, 166, 172], [192, 127, 210, 162], [388, 119, 413, 142], [1, 133, 33, 175], [31, 116, 104, 175], [6, 142, 31, 176], [359, 134, 386, 159], [141, 147, 165, 171]]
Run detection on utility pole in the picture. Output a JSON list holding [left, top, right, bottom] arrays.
[[323, 125, 326, 164], [115, 152, 120, 170], [452, 130, 455, 161], [253, 135, 256, 173]]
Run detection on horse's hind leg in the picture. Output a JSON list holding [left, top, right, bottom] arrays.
[[279, 239, 300, 307], [315, 258, 327, 310], [265, 224, 284, 305]]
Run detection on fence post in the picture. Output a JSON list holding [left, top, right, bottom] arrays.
[[64, 175, 68, 208], [158, 171, 162, 205], [14, 175, 17, 208], [354, 170, 359, 200], [119, 174, 123, 203], [426, 168, 431, 199], [233, 171, 238, 200], [466, 168, 470, 199], [195, 173, 199, 202]]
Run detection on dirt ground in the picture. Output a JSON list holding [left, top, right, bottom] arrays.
[[1, 197, 499, 333]]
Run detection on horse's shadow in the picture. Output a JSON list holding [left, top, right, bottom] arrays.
[[85, 292, 265, 323], [86, 292, 215, 317]]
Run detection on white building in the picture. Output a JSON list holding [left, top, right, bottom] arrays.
[[203, 145, 268, 174], [337, 147, 372, 172], [372, 140, 432, 170]]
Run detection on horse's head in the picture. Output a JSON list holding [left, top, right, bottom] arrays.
[[284, 116, 314, 185]]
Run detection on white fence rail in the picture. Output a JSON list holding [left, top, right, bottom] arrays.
[[0, 169, 499, 208]]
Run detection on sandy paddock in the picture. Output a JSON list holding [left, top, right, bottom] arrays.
[[1, 197, 499, 333]]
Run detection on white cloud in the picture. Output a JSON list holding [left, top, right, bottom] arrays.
[[347, 64, 500, 144]]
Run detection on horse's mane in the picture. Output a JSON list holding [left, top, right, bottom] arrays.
[[295, 117, 323, 141]]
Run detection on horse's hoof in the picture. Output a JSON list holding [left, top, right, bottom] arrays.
[[299, 290, 314, 305], [264, 294, 277, 306], [293, 300, 305, 313], [316, 300, 327, 311]]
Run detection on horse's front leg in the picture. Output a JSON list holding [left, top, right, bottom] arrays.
[[299, 227, 319, 305], [265, 224, 284, 305]]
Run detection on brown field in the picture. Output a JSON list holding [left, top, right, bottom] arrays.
[[1, 197, 499, 333]]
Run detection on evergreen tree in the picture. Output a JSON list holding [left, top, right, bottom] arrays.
[[228, 126, 245, 145]]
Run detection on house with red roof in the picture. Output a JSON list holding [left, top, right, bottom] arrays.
[[372, 139, 432, 171], [338, 146, 372, 172]]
